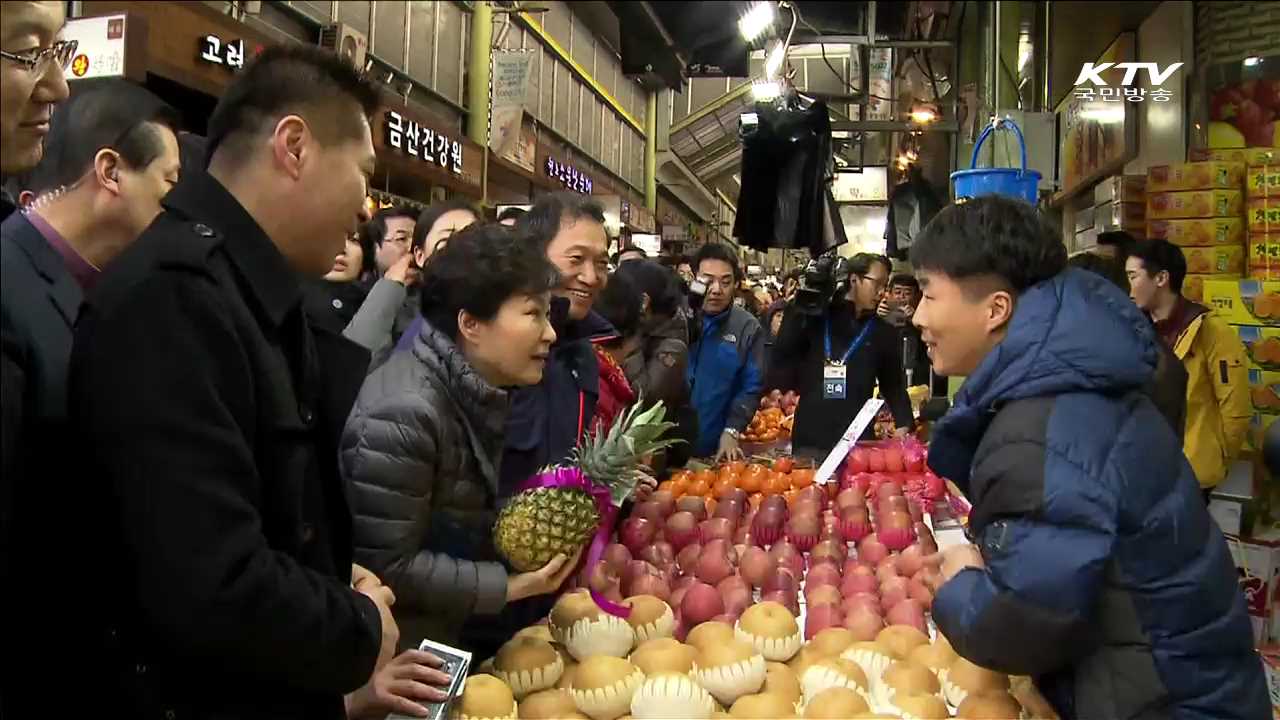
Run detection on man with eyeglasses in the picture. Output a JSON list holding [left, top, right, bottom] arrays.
[[770, 253, 914, 457]]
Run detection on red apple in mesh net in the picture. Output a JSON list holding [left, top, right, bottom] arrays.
[[880, 576, 910, 610], [739, 547, 776, 590], [858, 535, 890, 565], [639, 541, 675, 569], [714, 498, 745, 524], [676, 542, 702, 575], [719, 577, 752, 618], [681, 581, 725, 625], [695, 539, 738, 585], [677, 496, 708, 521], [761, 494, 788, 514], [649, 490, 676, 517], [841, 572, 879, 597], [724, 488, 749, 505], [807, 584, 843, 608], [876, 480, 903, 502], [907, 578, 934, 609], [753, 503, 787, 546], [845, 604, 886, 641], [622, 560, 660, 588], [620, 517, 657, 555], [700, 517, 735, 544], [839, 506, 871, 543], [763, 566, 800, 598], [769, 540, 805, 577], [842, 591, 883, 617], [785, 511, 821, 552], [666, 511, 700, 550], [847, 447, 870, 474], [867, 448, 886, 472], [844, 558, 873, 577], [896, 544, 926, 577], [632, 500, 666, 524], [879, 495, 910, 517], [791, 498, 823, 520], [806, 562, 842, 591], [836, 487, 866, 511], [805, 602, 846, 640], [819, 515, 842, 541], [886, 598, 928, 633], [879, 512, 915, 551], [812, 538, 848, 566], [602, 543, 632, 574], [762, 589, 800, 617], [628, 572, 672, 602]]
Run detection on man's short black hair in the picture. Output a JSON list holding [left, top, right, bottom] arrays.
[[28, 78, 180, 194], [516, 192, 607, 250], [411, 200, 477, 255], [890, 273, 920, 292], [205, 44, 380, 167], [595, 268, 643, 340], [1127, 239, 1187, 294], [614, 259, 685, 319], [418, 222, 561, 341], [1067, 252, 1129, 292], [497, 206, 526, 223], [847, 252, 892, 278], [909, 195, 1067, 294], [363, 204, 417, 248], [694, 242, 742, 281]]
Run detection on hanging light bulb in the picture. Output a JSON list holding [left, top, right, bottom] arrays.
[[738, 2, 777, 42]]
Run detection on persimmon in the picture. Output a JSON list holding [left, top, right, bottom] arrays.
[[693, 468, 715, 487], [772, 456, 794, 474], [739, 468, 763, 493], [718, 465, 740, 486], [728, 460, 747, 475], [687, 478, 711, 497], [763, 472, 790, 496], [713, 476, 738, 499]]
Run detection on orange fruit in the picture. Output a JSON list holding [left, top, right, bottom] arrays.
[[687, 478, 711, 497], [739, 469, 763, 493], [718, 465, 740, 487], [791, 468, 816, 489], [657, 480, 678, 495], [728, 460, 747, 475], [772, 456, 794, 474], [763, 472, 790, 496], [670, 469, 693, 486], [713, 476, 738, 499], [693, 468, 716, 488]]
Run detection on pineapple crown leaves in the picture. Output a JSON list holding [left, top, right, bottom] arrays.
[[572, 398, 682, 507]]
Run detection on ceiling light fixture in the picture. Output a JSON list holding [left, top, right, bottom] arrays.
[[738, 2, 777, 42]]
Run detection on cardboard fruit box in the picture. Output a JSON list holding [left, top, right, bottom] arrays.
[[1094, 201, 1146, 233], [1148, 217, 1245, 247], [1186, 274, 1242, 305], [1204, 279, 1280, 326], [1185, 244, 1245, 275], [1147, 189, 1243, 220], [1251, 197, 1280, 233], [1094, 174, 1147, 205], [1190, 147, 1280, 166], [1238, 326, 1280, 370], [1250, 234, 1280, 278], [1249, 166, 1280, 198], [1147, 161, 1245, 192]]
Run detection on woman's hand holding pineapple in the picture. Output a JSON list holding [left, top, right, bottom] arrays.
[[507, 546, 584, 602]]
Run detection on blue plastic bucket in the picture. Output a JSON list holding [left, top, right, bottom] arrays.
[[950, 118, 1042, 204]]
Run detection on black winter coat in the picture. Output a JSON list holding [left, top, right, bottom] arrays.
[[67, 173, 381, 720], [342, 318, 512, 649]]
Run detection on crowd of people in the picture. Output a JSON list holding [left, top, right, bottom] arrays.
[[0, 2, 1270, 719]]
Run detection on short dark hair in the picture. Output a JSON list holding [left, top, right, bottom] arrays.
[[694, 242, 742, 281], [615, 260, 685, 319], [847, 252, 891, 278], [28, 79, 180, 194], [1067, 252, 1129, 292], [890, 273, 920, 292], [497, 206, 526, 223], [909, 195, 1067, 294], [364, 205, 418, 248], [418, 223, 561, 340], [1126, 239, 1187, 294], [177, 132, 207, 176], [205, 44, 379, 167], [411, 200, 478, 255], [596, 269, 643, 340], [516, 192, 607, 250]]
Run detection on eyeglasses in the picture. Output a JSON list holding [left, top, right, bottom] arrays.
[[857, 274, 889, 293], [0, 40, 79, 75]]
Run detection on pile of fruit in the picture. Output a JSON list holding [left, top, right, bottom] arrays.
[[656, 457, 816, 507], [840, 440, 948, 512], [457, 444, 1039, 719], [743, 390, 799, 445]]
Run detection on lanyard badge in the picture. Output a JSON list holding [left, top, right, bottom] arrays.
[[822, 315, 874, 401]]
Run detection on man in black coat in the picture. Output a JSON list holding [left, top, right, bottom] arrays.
[[67, 46, 448, 720]]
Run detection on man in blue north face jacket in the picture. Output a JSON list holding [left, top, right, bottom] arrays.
[[911, 196, 1266, 720], [687, 243, 765, 460]]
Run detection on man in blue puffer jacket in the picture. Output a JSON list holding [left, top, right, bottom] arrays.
[[911, 195, 1266, 720]]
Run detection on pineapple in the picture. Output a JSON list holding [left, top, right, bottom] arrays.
[[494, 401, 679, 572]]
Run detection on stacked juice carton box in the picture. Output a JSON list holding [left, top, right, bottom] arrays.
[[1189, 148, 1280, 283], [1204, 280, 1280, 453], [1147, 159, 1247, 304]]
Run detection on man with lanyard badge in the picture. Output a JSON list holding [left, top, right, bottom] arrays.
[[771, 253, 914, 457]]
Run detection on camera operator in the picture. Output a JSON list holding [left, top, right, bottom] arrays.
[[878, 274, 943, 394], [769, 253, 914, 456]]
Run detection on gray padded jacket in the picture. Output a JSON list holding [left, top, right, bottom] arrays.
[[340, 319, 510, 647]]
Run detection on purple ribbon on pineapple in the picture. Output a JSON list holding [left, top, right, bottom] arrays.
[[517, 466, 632, 618]]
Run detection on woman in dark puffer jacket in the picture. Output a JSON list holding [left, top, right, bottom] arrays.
[[341, 223, 580, 652]]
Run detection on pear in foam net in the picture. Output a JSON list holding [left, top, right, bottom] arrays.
[[552, 591, 637, 661], [761, 661, 802, 705], [625, 595, 677, 644], [943, 657, 1011, 708], [893, 693, 951, 720], [629, 672, 717, 720], [800, 656, 871, 707], [686, 620, 737, 653], [875, 625, 930, 660], [839, 641, 894, 690], [629, 637, 697, 676], [906, 640, 957, 681], [955, 691, 1029, 719], [453, 674, 518, 720], [518, 688, 587, 720], [803, 686, 870, 718], [491, 636, 564, 700], [693, 638, 768, 707], [570, 656, 646, 720], [727, 691, 799, 719], [876, 661, 941, 714], [736, 601, 803, 662]]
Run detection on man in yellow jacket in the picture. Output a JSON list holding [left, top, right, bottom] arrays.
[[1126, 240, 1250, 497]]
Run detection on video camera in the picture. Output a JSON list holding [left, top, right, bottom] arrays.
[[794, 253, 848, 315]]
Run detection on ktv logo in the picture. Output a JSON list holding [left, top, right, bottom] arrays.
[[1073, 62, 1184, 87]]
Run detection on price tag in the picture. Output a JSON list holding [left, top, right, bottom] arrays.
[[822, 363, 848, 400], [814, 398, 885, 484]]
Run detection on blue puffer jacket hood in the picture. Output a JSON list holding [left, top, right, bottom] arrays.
[[929, 269, 1159, 490]]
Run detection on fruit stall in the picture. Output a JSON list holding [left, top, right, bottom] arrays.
[[462, 401, 1057, 720]]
